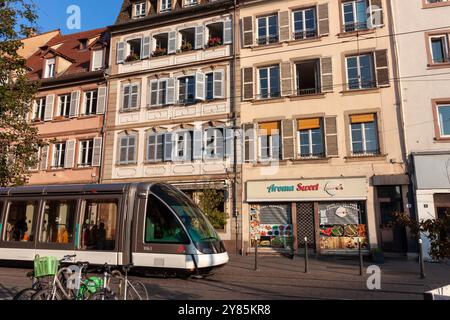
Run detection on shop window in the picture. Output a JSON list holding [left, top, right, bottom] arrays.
[[319, 202, 368, 251], [145, 194, 189, 244], [80, 199, 118, 251], [40, 200, 76, 244], [3, 201, 38, 242], [296, 60, 321, 95]]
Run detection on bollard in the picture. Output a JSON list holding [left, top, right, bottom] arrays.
[[254, 238, 259, 271], [304, 237, 309, 273], [418, 238, 425, 279], [358, 238, 363, 276]]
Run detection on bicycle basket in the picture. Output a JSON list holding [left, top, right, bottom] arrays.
[[34, 256, 59, 278]]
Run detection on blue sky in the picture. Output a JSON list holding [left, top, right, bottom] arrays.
[[34, 0, 123, 34]]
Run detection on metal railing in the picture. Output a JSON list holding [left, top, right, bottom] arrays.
[[293, 29, 318, 40], [256, 91, 281, 100], [257, 35, 279, 46], [343, 22, 369, 33], [297, 87, 321, 96], [351, 149, 380, 157], [299, 152, 326, 159]]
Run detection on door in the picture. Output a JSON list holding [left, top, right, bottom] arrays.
[[296, 202, 316, 250]]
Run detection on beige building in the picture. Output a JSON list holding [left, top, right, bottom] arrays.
[[238, 0, 410, 256]]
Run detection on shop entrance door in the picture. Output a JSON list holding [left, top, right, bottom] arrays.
[[296, 203, 316, 251]]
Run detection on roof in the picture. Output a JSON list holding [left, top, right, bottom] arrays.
[[26, 28, 109, 82]]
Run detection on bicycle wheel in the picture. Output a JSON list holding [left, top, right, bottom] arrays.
[[13, 288, 38, 300], [89, 290, 117, 301], [32, 288, 63, 301], [126, 281, 149, 300]]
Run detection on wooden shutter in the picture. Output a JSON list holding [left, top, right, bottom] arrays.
[[213, 71, 225, 99], [278, 11, 290, 42], [44, 94, 54, 121], [131, 84, 139, 109], [195, 72, 205, 101], [149, 80, 158, 107], [147, 133, 156, 162], [225, 127, 234, 159], [321, 57, 333, 92], [193, 128, 203, 160], [122, 85, 130, 110], [195, 26, 204, 49], [92, 137, 103, 167], [164, 133, 173, 161], [64, 140, 76, 168], [96, 87, 107, 115], [166, 78, 175, 105], [281, 62, 292, 96], [282, 119, 295, 160], [185, 131, 193, 162], [325, 117, 338, 157], [40, 145, 49, 171], [223, 19, 233, 44], [271, 134, 281, 160], [242, 16, 254, 47], [156, 134, 164, 161], [369, 0, 384, 28], [243, 123, 255, 163], [375, 50, 390, 87], [142, 36, 151, 59], [69, 91, 80, 118], [318, 3, 330, 36], [168, 31, 177, 54], [117, 41, 125, 64], [242, 67, 254, 101]]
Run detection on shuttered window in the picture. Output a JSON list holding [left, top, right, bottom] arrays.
[[34, 97, 46, 121], [257, 15, 279, 45], [205, 128, 225, 160], [84, 90, 98, 115], [122, 84, 140, 111], [79, 140, 94, 167], [297, 118, 324, 158], [292, 8, 317, 40], [258, 65, 281, 99], [350, 113, 380, 156], [259, 122, 281, 161], [119, 134, 137, 164], [147, 132, 165, 162], [346, 54, 376, 90], [52, 143, 66, 169]]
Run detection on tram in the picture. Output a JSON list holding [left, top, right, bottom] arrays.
[[0, 183, 229, 275]]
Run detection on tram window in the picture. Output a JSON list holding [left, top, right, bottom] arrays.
[[145, 195, 189, 244], [40, 200, 76, 244], [4, 201, 38, 242], [80, 199, 118, 251]]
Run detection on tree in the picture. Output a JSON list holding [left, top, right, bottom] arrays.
[[198, 188, 228, 230], [0, 0, 43, 187]]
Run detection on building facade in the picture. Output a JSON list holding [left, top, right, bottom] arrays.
[[25, 28, 110, 185], [102, 0, 239, 250], [238, 0, 411, 256], [390, 0, 450, 259]]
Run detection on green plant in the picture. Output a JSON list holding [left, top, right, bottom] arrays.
[[125, 53, 139, 62], [198, 188, 228, 230], [152, 47, 167, 57], [180, 42, 193, 52]]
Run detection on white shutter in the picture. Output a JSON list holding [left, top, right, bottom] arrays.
[[164, 133, 173, 161], [223, 19, 232, 44], [225, 127, 234, 159], [92, 50, 104, 71], [64, 140, 76, 168], [149, 80, 159, 107], [195, 26, 204, 49], [168, 31, 177, 54], [69, 90, 80, 118], [193, 129, 203, 160], [166, 78, 175, 105], [44, 94, 54, 121], [92, 137, 103, 167], [142, 36, 151, 59], [117, 41, 125, 64], [40, 145, 49, 171], [213, 71, 225, 99], [195, 72, 205, 101], [96, 87, 107, 114]]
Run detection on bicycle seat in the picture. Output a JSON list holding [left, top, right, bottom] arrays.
[[122, 263, 134, 272]]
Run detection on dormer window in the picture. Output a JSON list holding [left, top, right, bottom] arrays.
[[44, 58, 56, 78], [134, 1, 147, 18], [79, 39, 88, 50], [92, 49, 104, 71], [184, 0, 198, 7], [161, 0, 172, 13]]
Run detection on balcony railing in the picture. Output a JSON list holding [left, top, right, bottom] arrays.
[[299, 152, 326, 159], [348, 80, 377, 91], [297, 87, 321, 96], [344, 22, 369, 33], [257, 35, 279, 46], [293, 29, 318, 40], [432, 55, 450, 64], [257, 91, 281, 100], [351, 149, 380, 157]]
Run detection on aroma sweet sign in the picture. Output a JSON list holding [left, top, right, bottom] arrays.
[[246, 178, 368, 202]]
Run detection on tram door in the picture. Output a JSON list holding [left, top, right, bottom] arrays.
[[74, 196, 121, 265]]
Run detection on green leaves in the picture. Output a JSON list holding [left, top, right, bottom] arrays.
[[198, 188, 228, 230]]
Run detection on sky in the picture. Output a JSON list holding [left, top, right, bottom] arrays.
[[33, 0, 123, 35]]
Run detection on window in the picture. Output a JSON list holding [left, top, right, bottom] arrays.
[[134, 1, 147, 18], [84, 90, 98, 115], [57, 94, 71, 118], [126, 39, 142, 61], [153, 33, 168, 57], [437, 104, 450, 137], [184, 0, 198, 7], [292, 8, 317, 40], [346, 54, 375, 90], [80, 199, 118, 251], [52, 142, 66, 168], [206, 73, 214, 100], [178, 76, 196, 104], [149, 80, 168, 107], [350, 113, 380, 156], [296, 60, 321, 95], [259, 122, 281, 161], [45, 58, 56, 78], [180, 28, 195, 51], [119, 134, 137, 165], [175, 131, 192, 161], [79, 140, 94, 167], [92, 49, 104, 71], [258, 65, 280, 99], [34, 97, 46, 121], [40, 200, 76, 244], [257, 15, 279, 45], [205, 128, 224, 159], [342, 0, 369, 32], [297, 118, 325, 158], [430, 35, 449, 64], [122, 83, 140, 111], [207, 22, 224, 47], [3, 201, 38, 242], [147, 133, 165, 162], [161, 0, 172, 12], [145, 194, 190, 244]]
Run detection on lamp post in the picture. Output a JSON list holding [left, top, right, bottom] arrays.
[[418, 238, 425, 279], [304, 237, 309, 273]]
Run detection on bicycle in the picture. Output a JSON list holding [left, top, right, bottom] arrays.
[[88, 263, 118, 301], [114, 264, 149, 300]]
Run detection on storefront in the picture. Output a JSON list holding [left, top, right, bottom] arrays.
[[246, 177, 370, 255]]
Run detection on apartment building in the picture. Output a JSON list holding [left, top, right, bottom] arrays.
[[239, 0, 412, 256], [26, 28, 110, 185], [390, 0, 450, 259], [102, 0, 239, 250]]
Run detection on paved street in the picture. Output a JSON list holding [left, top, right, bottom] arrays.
[[0, 255, 449, 300]]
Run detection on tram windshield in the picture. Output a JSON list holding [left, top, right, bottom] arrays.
[[150, 184, 220, 243]]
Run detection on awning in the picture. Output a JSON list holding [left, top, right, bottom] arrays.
[[298, 118, 321, 130], [350, 113, 375, 124]]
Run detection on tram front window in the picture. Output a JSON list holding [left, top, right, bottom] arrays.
[[40, 200, 76, 244], [80, 199, 118, 251], [150, 184, 220, 244], [4, 201, 38, 242]]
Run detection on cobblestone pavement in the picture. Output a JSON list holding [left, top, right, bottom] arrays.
[[1, 255, 449, 300]]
